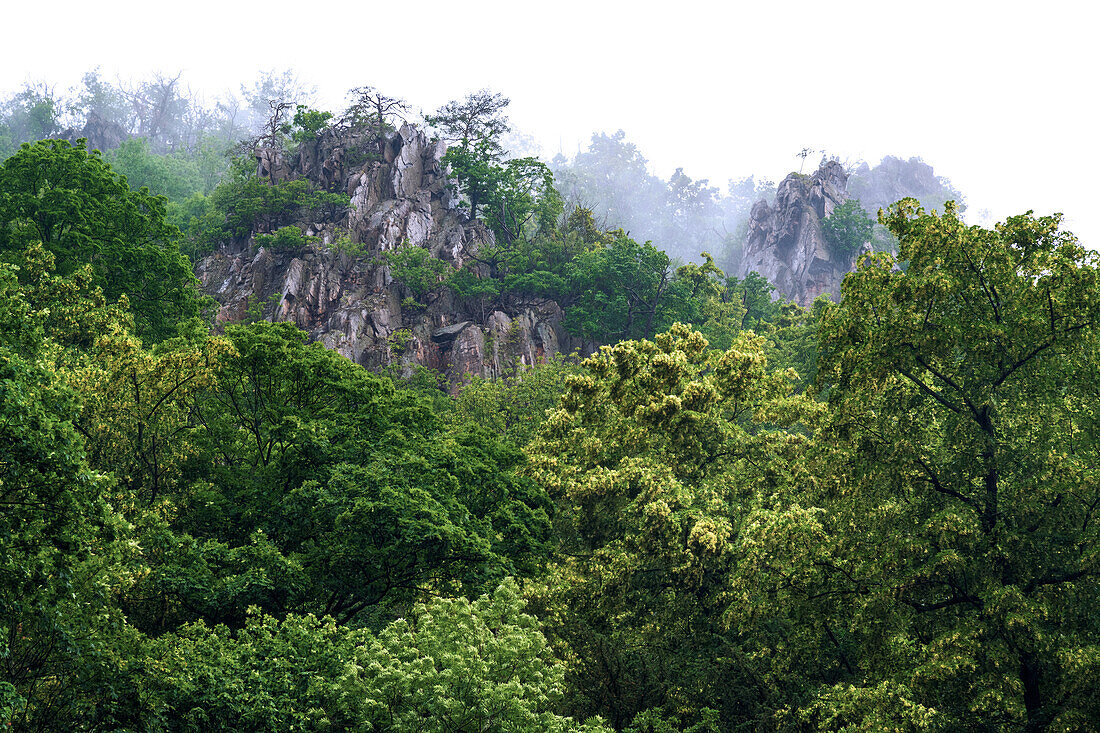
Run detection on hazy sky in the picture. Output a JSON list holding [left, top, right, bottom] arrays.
[[3, 0, 1096, 243]]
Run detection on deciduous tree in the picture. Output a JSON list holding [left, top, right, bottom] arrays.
[[809, 200, 1100, 729], [0, 139, 207, 340], [527, 324, 818, 729]]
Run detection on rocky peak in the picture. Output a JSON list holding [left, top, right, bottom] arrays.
[[738, 160, 860, 306], [197, 123, 578, 391]]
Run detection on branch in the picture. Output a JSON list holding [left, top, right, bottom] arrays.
[[902, 593, 983, 613], [991, 322, 1090, 389], [1025, 568, 1092, 595], [908, 349, 987, 428], [913, 454, 980, 511], [896, 366, 963, 416]]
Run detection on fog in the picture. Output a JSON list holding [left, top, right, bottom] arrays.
[[0, 68, 969, 278], [1, 0, 1094, 245]]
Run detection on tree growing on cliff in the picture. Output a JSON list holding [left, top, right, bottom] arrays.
[[343, 85, 408, 154], [427, 90, 513, 219], [822, 198, 874, 257], [427, 90, 559, 246], [427, 89, 511, 159]]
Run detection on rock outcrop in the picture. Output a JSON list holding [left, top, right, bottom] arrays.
[[195, 124, 580, 390], [738, 160, 862, 306]]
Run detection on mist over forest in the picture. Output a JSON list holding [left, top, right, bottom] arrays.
[[0, 69, 968, 270], [2, 63, 1098, 733]]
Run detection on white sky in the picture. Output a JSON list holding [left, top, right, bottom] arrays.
[[3, 0, 1097, 244]]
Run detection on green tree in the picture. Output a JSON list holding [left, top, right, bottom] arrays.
[[0, 83, 62, 157], [427, 89, 511, 160], [0, 139, 207, 340], [429, 89, 561, 245], [339, 579, 611, 732], [149, 322, 553, 629], [451, 358, 576, 448], [440, 141, 499, 218], [384, 240, 455, 303], [563, 233, 675, 342], [145, 581, 610, 732], [106, 136, 205, 201], [144, 611, 355, 731], [196, 163, 348, 246], [440, 144, 561, 249], [821, 198, 874, 258], [809, 200, 1100, 729], [526, 324, 818, 730], [663, 251, 744, 350], [290, 104, 333, 144], [70, 316, 229, 506], [482, 156, 562, 244], [659, 167, 721, 263], [727, 271, 780, 330], [75, 69, 129, 134], [0, 255, 145, 732]]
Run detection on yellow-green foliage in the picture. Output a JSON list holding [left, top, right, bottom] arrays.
[[526, 323, 820, 728]]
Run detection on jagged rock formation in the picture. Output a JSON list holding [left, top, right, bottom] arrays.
[[848, 155, 965, 218], [196, 124, 580, 390], [738, 160, 862, 306]]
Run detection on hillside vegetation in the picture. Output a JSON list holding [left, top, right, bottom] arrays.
[[1, 76, 1096, 732]]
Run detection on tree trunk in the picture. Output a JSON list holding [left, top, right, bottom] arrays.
[[1020, 652, 1046, 733]]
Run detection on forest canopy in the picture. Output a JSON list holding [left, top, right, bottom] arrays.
[[0, 72, 1093, 733]]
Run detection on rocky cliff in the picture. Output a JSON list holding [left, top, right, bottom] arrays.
[[195, 124, 581, 390], [737, 160, 863, 306]]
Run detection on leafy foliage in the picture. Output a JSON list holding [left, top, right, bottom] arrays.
[[807, 200, 1100, 729], [106, 136, 208, 200], [148, 322, 553, 628], [451, 358, 577, 448], [0, 84, 62, 159], [0, 139, 208, 340], [385, 240, 455, 302], [254, 224, 320, 250], [3, 72, 1096, 733], [145, 581, 610, 732], [527, 323, 819, 730], [174, 163, 348, 256], [340, 579, 611, 732], [427, 89, 511, 159], [822, 198, 874, 257], [290, 104, 333, 144], [429, 90, 561, 247], [561, 233, 677, 342], [208, 169, 348, 240], [0, 253, 145, 731]]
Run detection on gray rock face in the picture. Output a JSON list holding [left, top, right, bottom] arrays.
[[738, 160, 858, 306], [195, 124, 579, 391]]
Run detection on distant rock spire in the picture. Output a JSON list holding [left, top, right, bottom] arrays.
[[737, 160, 855, 306]]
